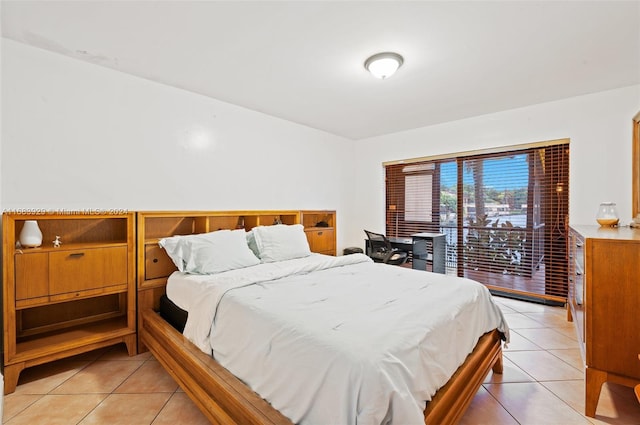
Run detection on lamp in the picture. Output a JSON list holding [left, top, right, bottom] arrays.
[[364, 52, 404, 79]]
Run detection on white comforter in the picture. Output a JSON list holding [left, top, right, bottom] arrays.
[[171, 253, 509, 425]]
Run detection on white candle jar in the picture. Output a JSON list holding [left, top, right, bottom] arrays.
[[596, 202, 619, 227]]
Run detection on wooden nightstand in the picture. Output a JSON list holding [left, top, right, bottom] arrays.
[[3, 212, 137, 394], [301, 210, 336, 256]]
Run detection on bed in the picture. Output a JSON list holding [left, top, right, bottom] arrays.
[[137, 210, 508, 425]]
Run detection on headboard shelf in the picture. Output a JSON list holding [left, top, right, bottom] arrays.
[[142, 216, 206, 240], [301, 210, 335, 229]]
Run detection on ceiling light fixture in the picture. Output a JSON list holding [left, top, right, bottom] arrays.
[[364, 52, 404, 79]]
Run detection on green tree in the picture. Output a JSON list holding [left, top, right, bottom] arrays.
[[466, 160, 485, 217]]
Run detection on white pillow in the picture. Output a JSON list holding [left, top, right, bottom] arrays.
[[158, 234, 191, 272], [246, 229, 260, 258], [185, 229, 260, 274], [159, 229, 260, 274], [252, 224, 311, 263]]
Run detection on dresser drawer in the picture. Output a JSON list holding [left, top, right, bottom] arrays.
[[571, 232, 585, 348], [49, 246, 128, 298]]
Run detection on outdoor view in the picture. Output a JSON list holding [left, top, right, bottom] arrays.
[[437, 154, 536, 277], [440, 155, 530, 227], [387, 144, 568, 300]]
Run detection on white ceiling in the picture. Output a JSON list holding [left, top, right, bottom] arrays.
[[2, 1, 639, 140]]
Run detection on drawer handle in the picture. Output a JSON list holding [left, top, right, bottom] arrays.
[[576, 271, 582, 276], [317, 231, 323, 236], [153, 258, 159, 263], [576, 242, 583, 248], [68, 253, 85, 259]]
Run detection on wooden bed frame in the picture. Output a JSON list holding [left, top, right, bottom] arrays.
[[136, 210, 504, 425]]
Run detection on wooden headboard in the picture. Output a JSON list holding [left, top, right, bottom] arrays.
[[136, 210, 336, 352]]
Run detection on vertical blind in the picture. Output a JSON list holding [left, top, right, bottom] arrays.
[[385, 141, 570, 302]]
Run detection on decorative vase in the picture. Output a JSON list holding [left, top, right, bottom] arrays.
[[19, 220, 43, 247], [596, 202, 619, 227]]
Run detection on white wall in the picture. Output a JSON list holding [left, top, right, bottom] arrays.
[[348, 85, 640, 248], [1, 39, 357, 251], [4, 40, 639, 254]]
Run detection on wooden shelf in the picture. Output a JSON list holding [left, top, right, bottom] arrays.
[[16, 284, 128, 310], [304, 226, 334, 231], [14, 316, 130, 361], [300, 210, 335, 228], [14, 241, 128, 254]]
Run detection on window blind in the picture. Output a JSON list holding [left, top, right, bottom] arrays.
[[385, 141, 570, 303]]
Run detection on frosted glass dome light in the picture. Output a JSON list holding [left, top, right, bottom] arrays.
[[364, 52, 404, 79]]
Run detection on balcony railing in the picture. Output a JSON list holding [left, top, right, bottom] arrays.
[[438, 222, 545, 278]]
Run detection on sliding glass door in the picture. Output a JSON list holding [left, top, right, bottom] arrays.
[[385, 141, 569, 303]]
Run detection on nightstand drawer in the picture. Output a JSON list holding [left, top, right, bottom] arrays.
[[305, 228, 335, 254], [49, 246, 128, 297], [145, 245, 177, 280], [15, 253, 49, 305]]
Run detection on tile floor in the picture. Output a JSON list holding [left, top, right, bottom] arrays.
[[3, 297, 640, 424]]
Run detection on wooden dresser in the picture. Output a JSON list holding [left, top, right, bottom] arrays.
[[2, 212, 137, 394], [567, 225, 640, 416]]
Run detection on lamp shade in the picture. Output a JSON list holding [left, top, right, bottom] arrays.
[[365, 52, 404, 79]]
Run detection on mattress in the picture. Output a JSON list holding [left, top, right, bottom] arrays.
[[165, 272, 214, 313], [159, 294, 187, 333], [167, 253, 509, 425]]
